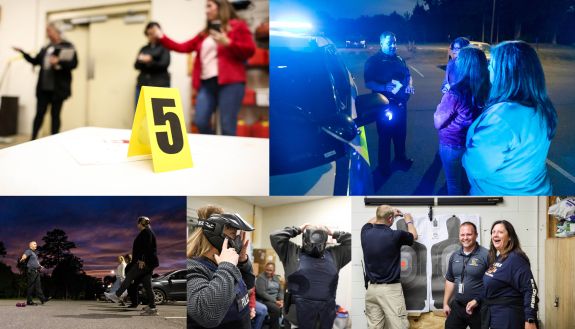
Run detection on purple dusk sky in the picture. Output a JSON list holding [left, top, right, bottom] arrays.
[[0, 197, 186, 278]]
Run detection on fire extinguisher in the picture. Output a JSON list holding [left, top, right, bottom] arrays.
[[251, 118, 269, 138], [236, 119, 252, 137]]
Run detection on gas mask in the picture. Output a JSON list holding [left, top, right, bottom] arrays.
[[302, 228, 328, 257]]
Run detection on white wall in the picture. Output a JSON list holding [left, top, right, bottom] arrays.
[[260, 197, 352, 310], [0, 0, 207, 133], [350, 196, 545, 329], [186, 197, 353, 311]]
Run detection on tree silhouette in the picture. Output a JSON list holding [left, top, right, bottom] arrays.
[[52, 254, 85, 299], [0, 241, 6, 258], [37, 229, 76, 269]]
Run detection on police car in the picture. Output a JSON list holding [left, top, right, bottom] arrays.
[[270, 21, 389, 195]]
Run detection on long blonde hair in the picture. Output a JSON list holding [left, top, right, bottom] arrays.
[[187, 205, 224, 258]]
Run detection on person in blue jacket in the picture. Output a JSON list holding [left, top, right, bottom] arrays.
[[462, 41, 558, 195], [466, 220, 538, 329]]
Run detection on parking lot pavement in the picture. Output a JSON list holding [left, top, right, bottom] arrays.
[[0, 300, 186, 329]]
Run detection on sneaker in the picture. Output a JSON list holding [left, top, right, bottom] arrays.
[[140, 308, 158, 316], [26, 302, 38, 306], [41, 297, 52, 305], [394, 157, 414, 171], [104, 292, 120, 303]]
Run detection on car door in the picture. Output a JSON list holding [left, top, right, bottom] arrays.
[[168, 270, 187, 300]]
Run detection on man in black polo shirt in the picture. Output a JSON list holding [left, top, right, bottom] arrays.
[[361, 205, 418, 329], [443, 222, 489, 329], [20, 241, 48, 306], [364, 31, 415, 175]]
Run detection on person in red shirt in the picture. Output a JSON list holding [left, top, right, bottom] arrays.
[[152, 0, 255, 136]]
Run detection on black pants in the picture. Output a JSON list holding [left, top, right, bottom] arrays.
[[27, 268, 46, 303], [32, 90, 65, 140], [262, 300, 282, 329], [128, 276, 140, 306], [445, 300, 481, 329], [116, 264, 154, 308], [294, 298, 336, 329], [376, 102, 408, 170]]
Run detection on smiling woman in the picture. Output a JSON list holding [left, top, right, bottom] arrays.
[[482, 220, 539, 329]]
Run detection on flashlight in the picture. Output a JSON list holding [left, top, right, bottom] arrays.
[[384, 109, 393, 121]]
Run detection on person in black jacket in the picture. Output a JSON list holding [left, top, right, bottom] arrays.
[[13, 23, 78, 140], [134, 21, 170, 106], [270, 224, 351, 329], [105, 216, 159, 316]]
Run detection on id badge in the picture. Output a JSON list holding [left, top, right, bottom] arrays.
[[458, 283, 464, 294]]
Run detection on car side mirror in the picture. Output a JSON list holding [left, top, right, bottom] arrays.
[[354, 93, 390, 127], [321, 113, 358, 143]]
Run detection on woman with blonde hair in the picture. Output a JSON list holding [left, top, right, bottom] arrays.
[[187, 207, 255, 329], [109, 255, 127, 295]]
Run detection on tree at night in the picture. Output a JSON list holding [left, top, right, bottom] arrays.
[[37, 229, 77, 269]]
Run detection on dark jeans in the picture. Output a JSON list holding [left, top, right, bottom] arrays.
[[27, 268, 46, 303], [445, 300, 481, 329], [376, 102, 408, 170], [116, 264, 154, 308], [195, 77, 245, 136], [33, 90, 65, 140], [439, 143, 469, 195], [262, 300, 282, 329]]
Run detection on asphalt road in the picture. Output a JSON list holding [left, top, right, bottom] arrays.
[[0, 300, 186, 329], [339, 43, 575, 195]]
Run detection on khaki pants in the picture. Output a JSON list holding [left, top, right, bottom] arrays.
[[365, 282, 409, 329]]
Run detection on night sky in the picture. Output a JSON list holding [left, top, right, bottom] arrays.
[[0, 197, 186, 278], [271, 0, 420, 19]]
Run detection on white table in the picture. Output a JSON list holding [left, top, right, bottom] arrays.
[[0, 127, 269, 195]]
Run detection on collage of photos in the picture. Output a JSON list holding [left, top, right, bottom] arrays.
[[0, 0, 574, 329]]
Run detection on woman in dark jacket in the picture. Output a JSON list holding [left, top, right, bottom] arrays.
[[13, 23, 78, 140], [434, 46, 489, 195], [105, 216, 159, 316], [134, 21, 171, 106], [466, 220, 538, 329], [153, 0, 255, 136]]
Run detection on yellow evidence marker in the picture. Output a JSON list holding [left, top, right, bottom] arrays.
[[128, 86, 193, 172]]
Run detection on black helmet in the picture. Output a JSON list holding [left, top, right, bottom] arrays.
[[302, 228, 328, 257], [199, 213, 254, 253]]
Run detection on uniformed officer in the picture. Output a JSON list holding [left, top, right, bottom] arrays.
[[443, 222, 489, 329], [20, 241, 48, 306], [364, 31, 415, 175], [270, 224, 351, 329]]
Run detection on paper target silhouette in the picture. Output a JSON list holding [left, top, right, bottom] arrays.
[[390, 214, 480, 312], [431, 215, 462, 310], [397, 218, 428, 311]]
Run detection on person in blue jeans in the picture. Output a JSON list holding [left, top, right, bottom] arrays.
[[434, 46, 489, 195], [251, 299, 268, 329]]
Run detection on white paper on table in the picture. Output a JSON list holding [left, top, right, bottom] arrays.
[[391, 79, 403, 94], [60, 136, 151, 165]]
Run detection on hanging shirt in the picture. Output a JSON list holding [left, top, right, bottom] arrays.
[[200, 36, 218, 80]]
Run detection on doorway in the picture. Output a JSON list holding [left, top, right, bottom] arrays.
[[42, 2, 150, 136]]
